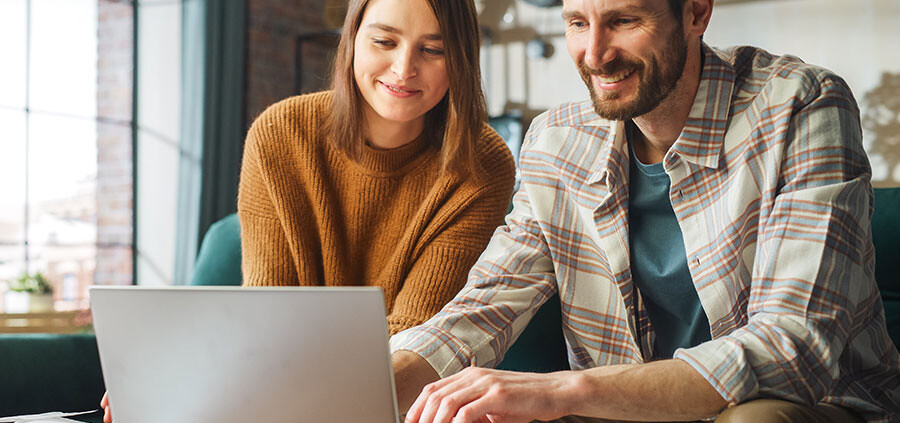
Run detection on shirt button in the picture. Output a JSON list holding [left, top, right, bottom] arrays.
[[679, 189, 684, 199], [694, 256, 701, 266]]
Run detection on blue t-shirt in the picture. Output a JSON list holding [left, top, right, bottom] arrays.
[[627, 128, 711, 359]]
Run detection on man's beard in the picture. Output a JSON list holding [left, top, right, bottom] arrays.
[[579, 27, 688, 121]]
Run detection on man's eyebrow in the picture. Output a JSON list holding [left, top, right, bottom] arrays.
[[365, 23, 442, 40], [562, 5, 655, 21], [561, 9, 585, 20]]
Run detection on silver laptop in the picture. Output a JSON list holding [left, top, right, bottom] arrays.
[[90, 286, 400, 423]]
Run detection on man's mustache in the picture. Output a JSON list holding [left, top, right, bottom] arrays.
[[579, 58, 641, 77]]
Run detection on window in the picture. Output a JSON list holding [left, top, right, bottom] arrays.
[[0, 0, 134, 311]]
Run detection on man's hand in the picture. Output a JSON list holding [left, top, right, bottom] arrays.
[[400, 358, 727, 422], [393, 350, 441, 412], [100, 391, 112, 423], [404, 367, 578, 423]]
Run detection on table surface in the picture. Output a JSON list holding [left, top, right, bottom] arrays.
[[0, 310, 92, 334]]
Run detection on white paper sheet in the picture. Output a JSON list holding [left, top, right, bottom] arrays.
[[0, 410, 97, 423]]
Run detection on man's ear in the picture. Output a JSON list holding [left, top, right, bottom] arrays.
[[684, 0, 713, 38]]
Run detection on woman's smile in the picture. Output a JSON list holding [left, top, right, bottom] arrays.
[[379, 80, 422, 97], [353, 0, 449, 138]]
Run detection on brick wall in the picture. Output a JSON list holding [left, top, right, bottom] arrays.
[[95, 0, 133, 288], [245, 0, 340, 128]]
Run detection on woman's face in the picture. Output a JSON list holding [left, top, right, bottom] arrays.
[[353, 0, 449, 134]]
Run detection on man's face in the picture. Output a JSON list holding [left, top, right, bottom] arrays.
[[563, 0, 688, 120]]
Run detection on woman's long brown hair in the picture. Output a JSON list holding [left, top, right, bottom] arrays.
[[326, 0, 487, 178]]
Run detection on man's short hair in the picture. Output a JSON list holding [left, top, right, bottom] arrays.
[[668, 0, 686, 18]]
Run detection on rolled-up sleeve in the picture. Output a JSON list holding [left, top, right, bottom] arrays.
[[391, 130, 560, 378]]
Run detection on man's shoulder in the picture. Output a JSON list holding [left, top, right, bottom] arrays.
[[712, 45, 853, 105]]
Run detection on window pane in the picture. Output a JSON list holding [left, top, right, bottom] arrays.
[[0, 245, 26, 304], [25, 243, 95, 309], [136, 1, 181, 142], [136, 129, 179, 286], [0, 0, 27, 108], [29, 0, 98, 118], [27, 114, 97, 212], [0, 109, 26, 244], [27, 113, 97, 308]]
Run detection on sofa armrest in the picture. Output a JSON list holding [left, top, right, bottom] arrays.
[[0, 334, 105, 417]]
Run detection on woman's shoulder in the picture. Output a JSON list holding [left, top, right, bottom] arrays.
[[249, 91, 334, 135], [475, 122, 516, 175], [246, 91, 334, 152]]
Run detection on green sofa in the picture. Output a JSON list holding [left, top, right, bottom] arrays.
[[0, 334, 105, 421], [2, 187, 898, 419], [873, 187, 900, 345]]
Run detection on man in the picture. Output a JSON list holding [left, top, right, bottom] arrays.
[[389, 0, 900, 422]]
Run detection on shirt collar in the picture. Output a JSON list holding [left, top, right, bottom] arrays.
[[587, 119, 626, 189], [586, 43, 736, 187], [667, 42, 737, 170]]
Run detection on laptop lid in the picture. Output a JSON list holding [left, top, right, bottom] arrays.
[[90, 286, 400, 423]]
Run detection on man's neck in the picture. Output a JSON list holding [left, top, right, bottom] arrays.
[[631, 42, 704, 165]]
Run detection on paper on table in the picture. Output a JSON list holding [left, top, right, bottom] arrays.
[[0, 410, 98, 423], [6, 419, 84, 423]]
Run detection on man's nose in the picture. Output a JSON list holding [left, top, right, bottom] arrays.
[[584, 28, 617, 71], [391, 48, 417, 80]]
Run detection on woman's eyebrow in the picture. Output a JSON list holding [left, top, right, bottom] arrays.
[[366, 23, 441, 40]]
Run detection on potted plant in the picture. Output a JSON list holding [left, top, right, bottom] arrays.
[[4, 272, 55, 313]]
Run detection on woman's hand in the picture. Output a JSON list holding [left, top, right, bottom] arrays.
[[100, 391, 112, 423]]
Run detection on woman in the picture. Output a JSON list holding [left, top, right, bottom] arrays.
[[238, 0, 515, 336], [103, 0, 513, 419]]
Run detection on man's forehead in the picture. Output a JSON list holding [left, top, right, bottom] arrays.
[[561, 0, 667, 16]]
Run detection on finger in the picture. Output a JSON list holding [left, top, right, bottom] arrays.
[[454, 395, 506, 423], [457, 395, 540, 423], [450, 411, 494, 423], [103, 405, 111, 423], [100, 392, 108, 407], [452, 416, 491, 423], [431, 387, 486, 423], [422, 369, 493, 423], [407, 370, 471, 422]]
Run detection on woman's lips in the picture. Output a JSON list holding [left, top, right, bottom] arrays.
[[379, 81, 421, 98]]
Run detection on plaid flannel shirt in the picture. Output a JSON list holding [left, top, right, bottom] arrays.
[[390, 44, 900, 422]]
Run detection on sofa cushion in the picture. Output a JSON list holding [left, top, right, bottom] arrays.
[[191, 213, 242, 286], [873, 187, 900, 349], [0, 334, 104, 417], [496, 294, 569, 372]]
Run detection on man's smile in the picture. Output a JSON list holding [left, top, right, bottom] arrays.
[[594, 68, 635, 84]]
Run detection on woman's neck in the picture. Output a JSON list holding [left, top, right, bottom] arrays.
[[363, 109, 426, 150]]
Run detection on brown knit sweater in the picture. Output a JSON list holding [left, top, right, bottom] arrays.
[[237, 91, 516, 334]]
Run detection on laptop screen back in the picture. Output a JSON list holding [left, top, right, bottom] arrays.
[[91, 286, 399, 423]]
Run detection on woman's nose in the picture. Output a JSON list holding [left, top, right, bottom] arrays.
[[391, 48, 417, 80]]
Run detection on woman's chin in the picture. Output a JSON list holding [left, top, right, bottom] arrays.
[[371, 110, 426, 126]]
